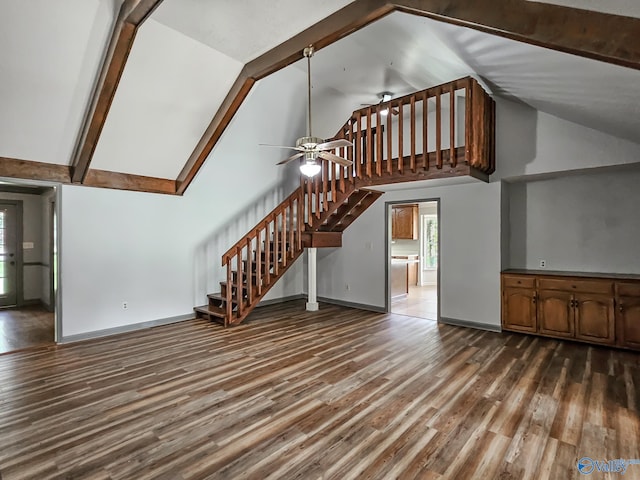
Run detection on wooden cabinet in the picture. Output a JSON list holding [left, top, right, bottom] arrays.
[[408, 261, 418, 286], [616, 282, 640, 349], [501, 271, 637, 350], [392, 205, 418, 240], [574, 293, 615, 345], [391, 262, 408, 298], [502, 285, 537, 333], [538, 290, 574, 338]]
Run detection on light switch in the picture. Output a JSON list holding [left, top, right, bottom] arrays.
[[23, 242, 34, 249]]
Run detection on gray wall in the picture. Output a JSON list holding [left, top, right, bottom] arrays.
[[316, 181, 503, 327], [508, 167, 640, 273]]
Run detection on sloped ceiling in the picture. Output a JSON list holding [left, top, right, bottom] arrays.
[[1, 0, 639, 194], [303, 12, 640, 143]]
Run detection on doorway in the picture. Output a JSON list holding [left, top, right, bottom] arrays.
[[388, 199, 439, 321], [0, 183, 59, 353]]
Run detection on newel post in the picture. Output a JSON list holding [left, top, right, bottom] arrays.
[[306, 247, 319, 311]]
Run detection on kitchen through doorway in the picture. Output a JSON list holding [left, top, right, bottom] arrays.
[[389, 200, 439, 321]]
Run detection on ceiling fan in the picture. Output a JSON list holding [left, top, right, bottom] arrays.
[[361, 92, 399, 116], [260, 46, 353, 177]]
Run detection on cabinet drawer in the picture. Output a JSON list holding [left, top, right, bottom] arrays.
[[538, 278, 612, 294], [502, 275, 535, 289], [617, 282, 640, 297]]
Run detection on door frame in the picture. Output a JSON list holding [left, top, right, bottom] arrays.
[[0, 179, 62, 343], [0, 200, 24, 308], [385, 197, 441, 321]]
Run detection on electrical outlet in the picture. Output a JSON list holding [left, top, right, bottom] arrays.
[[539, 260, 546, 268], [122, 302, 128, 310]]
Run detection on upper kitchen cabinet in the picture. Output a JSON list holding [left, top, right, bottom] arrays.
[[392, 205, 419, 240]]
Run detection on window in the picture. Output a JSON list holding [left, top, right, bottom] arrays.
[[422, 214, 438, 269]]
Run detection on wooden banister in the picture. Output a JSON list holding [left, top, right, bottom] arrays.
[[322, 76, 493, 189]]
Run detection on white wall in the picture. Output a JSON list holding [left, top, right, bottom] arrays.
[[508, 168, 640, 274], [316, 181, 503, 327], [59, 66, 308, 338]]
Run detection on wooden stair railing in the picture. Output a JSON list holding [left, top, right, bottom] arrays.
[[194, 183, 382, 326], [195, 77, 495, 326], [195, 188, 303, 327]]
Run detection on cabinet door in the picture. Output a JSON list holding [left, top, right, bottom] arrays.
[[538, 290, 574, 338], [391, 208, 397, 239], [574, 293, 615, 345], [502, 287, 537, 333], [393, 206, 418, 239], [617, 296, 640, 349], [408, 262, 418, 286]]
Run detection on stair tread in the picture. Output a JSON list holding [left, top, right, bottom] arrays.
[[194, 305, 226, 318], [207, 292, 238, 302]]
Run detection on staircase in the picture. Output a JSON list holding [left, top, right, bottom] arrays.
[[195, 76, 495, 327], [195, 185, 382, 326]]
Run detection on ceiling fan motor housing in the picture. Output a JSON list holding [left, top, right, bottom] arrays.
[[296, 136, 324, 149]]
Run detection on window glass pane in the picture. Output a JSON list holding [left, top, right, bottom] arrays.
[[0, 277, 6, 296], [0, 261, 4, 277], [422, 216, 438, 269]]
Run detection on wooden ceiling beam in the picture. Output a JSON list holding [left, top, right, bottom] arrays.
[[83, 169, 177, 195], [70, 0, 164, 185], [176, 0, 640, 195], [0, 157, 72, 183], [394, 0, 640, 70]]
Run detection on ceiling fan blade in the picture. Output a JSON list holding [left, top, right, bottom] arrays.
[[260, 143, 305, 151], [316, 139, 353, 150], [276, 152, 304, 165], [318, 151, 353, 167]]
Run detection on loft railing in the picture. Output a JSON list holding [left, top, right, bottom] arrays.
[[300, 76, 495, 228]]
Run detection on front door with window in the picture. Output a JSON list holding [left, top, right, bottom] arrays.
[[0, 203, 18, 307]]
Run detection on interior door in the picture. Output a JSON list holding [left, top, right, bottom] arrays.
[[0, 203, 18, 307]]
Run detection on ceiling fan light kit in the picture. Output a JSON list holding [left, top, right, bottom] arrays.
[[299, 161, 322, 177], [261, 45, 353, 177]]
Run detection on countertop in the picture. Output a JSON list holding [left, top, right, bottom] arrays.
[[391, 255, 419, 263], [502, 269, 640, 281]]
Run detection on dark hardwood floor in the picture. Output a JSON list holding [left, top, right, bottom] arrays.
[[0, 305, 54, 354], [0, 300, 638, 479]]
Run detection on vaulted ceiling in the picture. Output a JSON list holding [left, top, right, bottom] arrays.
[[1, 0, 639, 195]]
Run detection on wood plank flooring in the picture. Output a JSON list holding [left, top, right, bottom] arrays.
[[0, 300, 638, 479], [0, 306, 54, 354]]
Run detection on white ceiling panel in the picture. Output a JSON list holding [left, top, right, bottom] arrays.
[[151, 0, 354, 63], [0, 0, 115, 165], [90, 18, 243, 179]]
